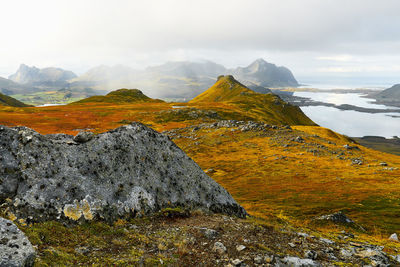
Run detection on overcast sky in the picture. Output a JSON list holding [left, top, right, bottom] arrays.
[[1, 0, 400, 84]]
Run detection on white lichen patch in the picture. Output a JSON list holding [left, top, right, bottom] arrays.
[[123, 186, 155, 211]]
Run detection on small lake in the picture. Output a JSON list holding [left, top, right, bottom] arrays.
[[36, 103, 66, 107], [293, 92, 400, 138]]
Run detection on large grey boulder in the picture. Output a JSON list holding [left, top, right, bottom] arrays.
[[0, 123, 246, 223], [0, 217, 35, 267]]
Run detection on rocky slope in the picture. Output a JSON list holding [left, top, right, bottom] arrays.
[[0, 123, 245, 223]]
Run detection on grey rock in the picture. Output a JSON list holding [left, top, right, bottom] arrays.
[[236, 245, 246, 252], [389, 233, 398, 242], [393, 254, 400, 263], [304, 250, 317, 260], [281, 256, 322, 267], [294, 136, 304, 143], [339, 248, 353, 258], [316, 211, 354, 224], [0, 217, 35, 267], [75, 246, 90, 255], [343, 144, 360, 150], [200, 228, 219, 239], [232, 259, 242, 266], [73, 131, 94, 143], [0, 123, 246, 223], [212, 241, 227, 254], [297, 232, 310, 238], [254, 255, 264, 264], [319, 238, 335, 245]]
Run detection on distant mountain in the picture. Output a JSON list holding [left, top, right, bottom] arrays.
[[0, 92, 31, 107], [73, 88, 164, 104], [375, 84, 400, 99], [190, 75, 314, 126], [9, 64, 77, 86], [230, 58, 299, 88], [1, 59, 298, 101], [0, 77, 37, 95], [2, 64, 103, 102], [72, 59, 298, 99]]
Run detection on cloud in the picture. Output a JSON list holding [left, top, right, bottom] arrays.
[[0, 0, 400, 79], [316, 56, 354, 62]]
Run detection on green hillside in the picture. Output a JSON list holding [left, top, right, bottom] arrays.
[[72, 89, 164, 104], [0, 92, 31, 107], [190, 75, 316, 126]]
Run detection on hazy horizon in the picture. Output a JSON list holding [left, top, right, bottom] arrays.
[[1, 0, 400, 86]]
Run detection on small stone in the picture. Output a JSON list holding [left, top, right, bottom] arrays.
[[304, 250, 318, 260], [129, 224, 138, 230], [282, 256, 322, 267], [389, 233, 399, 242], [213, 242, 227, 254], [340, 248, 353, 258], [380, 162, 388, 166], [254, 255, 264, 264], [201, 228, 219, 239], [394, 254, 400, 263], [288, 242, 296, 248], [232, 259, 242, 266], [236, 245, 246, 252], [73, 131, 94, 143], [297, 232, 310, 238], [75, 246, 90, 255], [294, 136, 304, 142], [320, 238, 335, 245]]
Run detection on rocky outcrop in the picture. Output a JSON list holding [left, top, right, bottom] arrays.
[[0, 217, 35, 267], [0, 123, 246, 223]]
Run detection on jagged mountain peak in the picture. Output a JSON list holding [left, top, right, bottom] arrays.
[[8, 64, 77, 85]]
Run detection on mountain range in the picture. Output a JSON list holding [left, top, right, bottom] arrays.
[[1, 59, 299, 102]]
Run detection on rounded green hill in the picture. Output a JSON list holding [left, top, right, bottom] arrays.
[[72, 89, 164, 104]]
